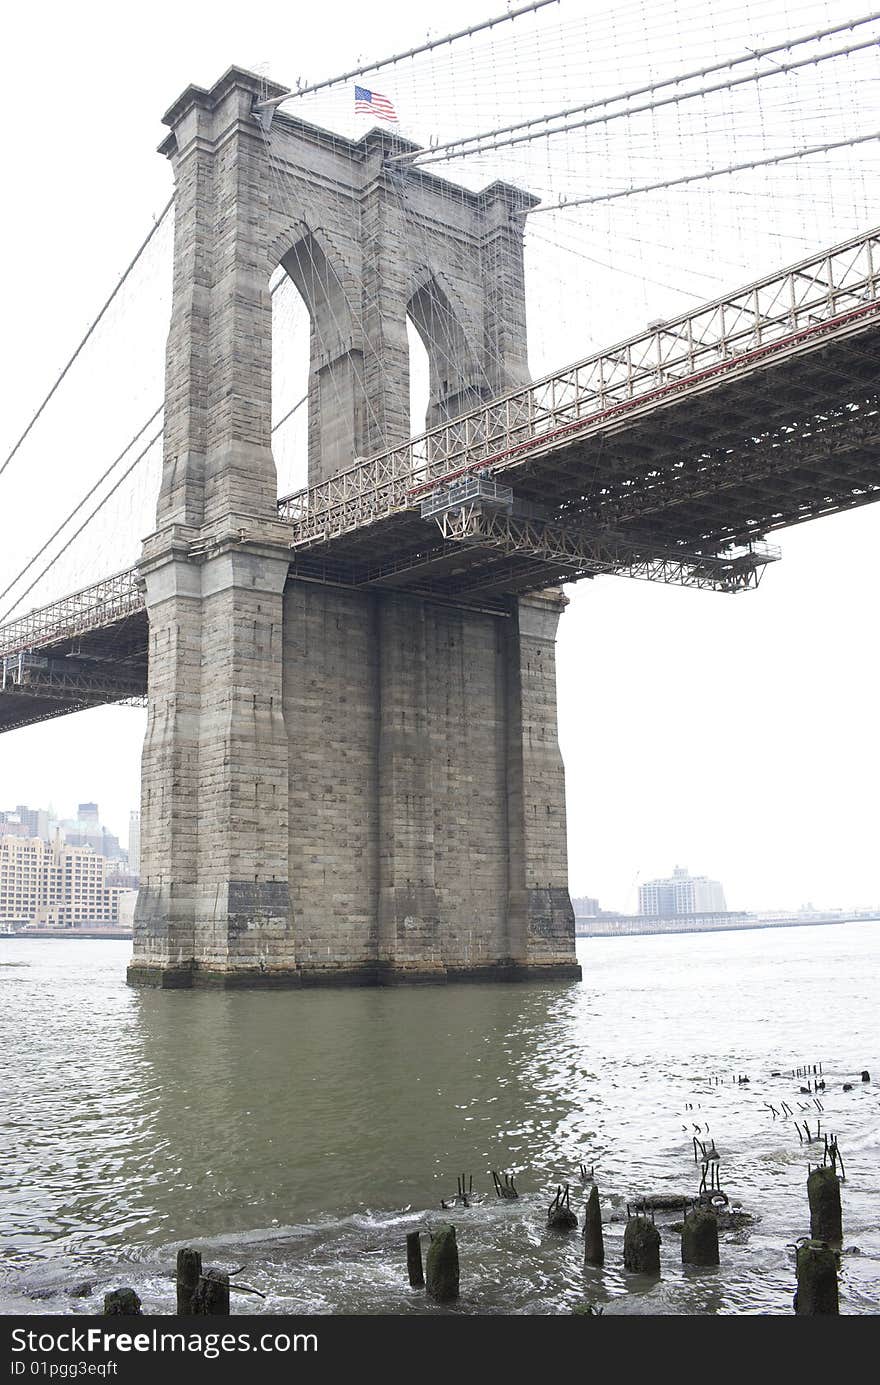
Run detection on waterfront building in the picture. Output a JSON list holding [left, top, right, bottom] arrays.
[[639, 865, 727, 916], [0, 834, 130, 929]]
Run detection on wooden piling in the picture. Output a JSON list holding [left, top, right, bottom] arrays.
[[623, 1218, 661, 1274], [406, 1230, 425, 1288], [681, 1209, 719, 1266], [547, 1184, 579, 1230], [583, 1184, 604, 1266], [425, 1224, 460, 1302], [807, 1166, 842, 1242], [192, 1269, 230, 1315], [103, 1288, 142, 1315], [176, 1248, 202, 1315], [794, 1242, 839, 1315]]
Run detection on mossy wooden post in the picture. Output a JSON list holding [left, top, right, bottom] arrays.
[[583, 1185, 604, 1266], [192, 1269, 231, 1315], [808, 1166, 842, 1242], [795, 1242, 839, 1314], [425, 1224, 459, 1302], [103, 1288, 142, 1315], [681, 1209, 719, 1266], [176, 1248, 202, 1314], [623, 1218, 661, 1274], [407, 1230, 425, 1288]]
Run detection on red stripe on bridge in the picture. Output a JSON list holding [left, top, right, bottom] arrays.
[[405, 297, 880, 501]]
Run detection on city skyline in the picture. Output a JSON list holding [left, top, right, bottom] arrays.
[[0, 795, 138, 854]]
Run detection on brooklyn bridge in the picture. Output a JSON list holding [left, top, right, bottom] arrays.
[[1, 4, 877, 986]]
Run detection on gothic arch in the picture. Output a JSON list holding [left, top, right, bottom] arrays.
[[406, 271, 487, 428], [271, 227, 366, 482]]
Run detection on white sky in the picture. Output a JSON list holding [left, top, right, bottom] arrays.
[[0, 0, 878, 910]]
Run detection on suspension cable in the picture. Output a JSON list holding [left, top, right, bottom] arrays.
[[252, 0, 559, 110], [0, 407, 164, 613], [0, 386, 307, 621], [390, 18, 880, 167], [0, 427, 163, 627], [0, 198, 173, 485], [521, 131, 880, 213]]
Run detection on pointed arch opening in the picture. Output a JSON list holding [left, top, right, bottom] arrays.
[[270, 265, 310, 498], [406, 316, 430, 437], [407, 277, 486, 431], [272, 231, 364, 489]]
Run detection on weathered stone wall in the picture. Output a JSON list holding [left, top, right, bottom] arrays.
[[283, 582, 379, 976], [506, 593, 578, 970], [426, 601, 510, 975], [276, 582, 576, 983], [130, 71, 294, 989]]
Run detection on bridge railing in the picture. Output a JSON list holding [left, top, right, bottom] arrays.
[[0, 568, 142, 658], [278, 225, 880, 548]]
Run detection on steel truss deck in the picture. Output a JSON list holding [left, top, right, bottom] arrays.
[[278, 226, 880, 545]]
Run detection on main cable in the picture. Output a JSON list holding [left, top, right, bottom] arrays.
[[0, 198, 173, 485], [0, 406, 163, 613], [0, 427, 163, 628]]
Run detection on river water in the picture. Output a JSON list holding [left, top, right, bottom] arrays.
[[1, 923, 877, 1316]]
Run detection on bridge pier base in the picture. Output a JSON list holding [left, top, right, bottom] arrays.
[[129, 582, 580, 990]]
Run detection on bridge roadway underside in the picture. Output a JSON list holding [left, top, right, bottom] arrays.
[[291, 326, 880, 598], [0, 612, 148, 732], [1, 322, 879, 735]]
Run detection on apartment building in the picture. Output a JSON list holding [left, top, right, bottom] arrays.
[[0, 835, 128, 929], [638, 865, 727, 916]]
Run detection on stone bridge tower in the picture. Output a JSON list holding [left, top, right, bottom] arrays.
[[128, 67, 579, 988]]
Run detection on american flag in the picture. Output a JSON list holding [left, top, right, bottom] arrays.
[[354, 85, 398, 123]]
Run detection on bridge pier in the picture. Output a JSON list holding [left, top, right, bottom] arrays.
[[129, 532, 295, 989], [130, 577, 578, 988], [127, 65, 579, 989]]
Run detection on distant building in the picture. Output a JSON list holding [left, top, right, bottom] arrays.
[[0, 812, 29, 839], [15, 804, 49, 840], [1, 801, 129, 868], [0, 805, 48, 840], [0, 835, 129, 929], [639, 865, 726, 916], [572, 896, 601, 916], [55, 802, 125, 863], [115, 890, 137, 930], [106, 870, 139, 890]]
